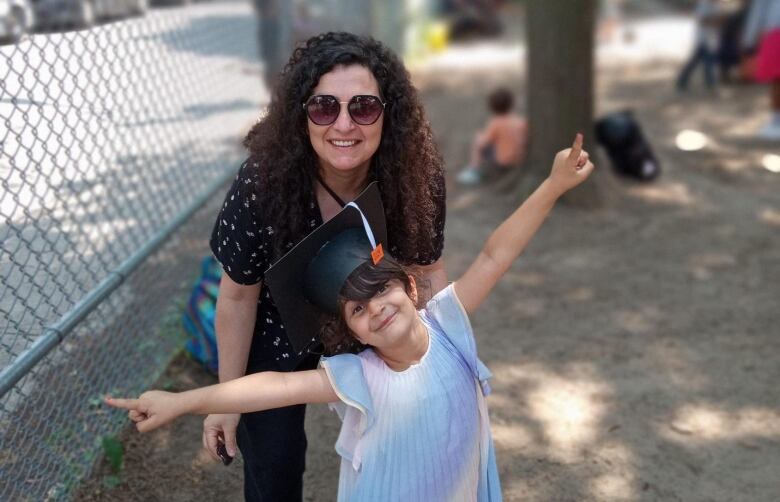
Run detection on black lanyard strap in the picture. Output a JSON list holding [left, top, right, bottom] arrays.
[[315, 172, 348, 207]]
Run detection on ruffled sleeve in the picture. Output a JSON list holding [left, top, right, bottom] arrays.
[[421, 284, 493, 396], [209, 159, 269, 285], [320, 354, 375, 471]]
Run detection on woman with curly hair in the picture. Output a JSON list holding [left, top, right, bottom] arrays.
[[203, 32, 447, 501]]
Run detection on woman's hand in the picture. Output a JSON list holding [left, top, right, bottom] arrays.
[[202, 413, 240, 463], [547, 133, 595, 197], [104, 391, 184, 433]]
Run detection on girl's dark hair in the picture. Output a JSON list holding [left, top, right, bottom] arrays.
[[488, 87, 514, 114], [242, 32, 445, 260], [320, 256, 415, 355]]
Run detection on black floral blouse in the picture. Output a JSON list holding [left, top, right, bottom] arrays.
[[210, 159, 445, 372]]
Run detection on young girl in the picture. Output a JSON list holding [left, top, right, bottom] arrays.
[[106, 135, 594, 501]]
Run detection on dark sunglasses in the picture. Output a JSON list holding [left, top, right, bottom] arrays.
[[303, 94, 386, 126]]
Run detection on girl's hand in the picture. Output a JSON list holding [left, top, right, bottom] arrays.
[[105, 391, 183, 433], [547, 133, 595, 197]]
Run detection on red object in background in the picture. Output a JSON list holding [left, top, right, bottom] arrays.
[[754, 29, 780, 82]]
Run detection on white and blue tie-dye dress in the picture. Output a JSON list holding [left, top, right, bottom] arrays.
[[320, 285, 502, 501]]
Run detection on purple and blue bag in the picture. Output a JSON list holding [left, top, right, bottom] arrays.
[[183, 256, 222, 374]]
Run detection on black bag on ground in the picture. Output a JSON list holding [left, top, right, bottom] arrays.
[[595, 110, 660, 181]]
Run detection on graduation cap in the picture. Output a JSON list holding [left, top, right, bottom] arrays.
[[264, 182, 388, 354]]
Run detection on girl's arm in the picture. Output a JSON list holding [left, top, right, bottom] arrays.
[[454, 134, 594, 314], [106, 368, 338, 433]]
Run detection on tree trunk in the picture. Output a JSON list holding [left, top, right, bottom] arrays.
[[255, 0, 292, 89], [523, 0, 607, 208]]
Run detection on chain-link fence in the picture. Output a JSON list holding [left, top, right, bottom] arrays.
[[0, 1, 267, 499]]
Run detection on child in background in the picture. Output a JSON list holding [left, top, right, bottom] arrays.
[[106, 135, 594, 501], [716, 0, 750, 84], [741, 0, 780, 140], [457, 87, 528, 186], [676, 0, 722, 91]]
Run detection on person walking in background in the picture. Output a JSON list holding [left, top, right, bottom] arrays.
[[457, 87, 528, 186], [677, 0, 722, 91], [717, 0, 751, 83], [203, 32, 448, 501], [742, 0, 780, 139]]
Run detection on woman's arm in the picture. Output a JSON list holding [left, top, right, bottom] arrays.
[[215, 275, 260, 383], [411, 258, 448, 304], [454, 134, 594, 314], [201, 274, 260, 460], [107, 368, 338, 433]]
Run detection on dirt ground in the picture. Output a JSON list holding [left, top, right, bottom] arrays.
[[76, 13, 780, 502]]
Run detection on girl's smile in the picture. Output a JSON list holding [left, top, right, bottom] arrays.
[[374, 311, 397, 331]]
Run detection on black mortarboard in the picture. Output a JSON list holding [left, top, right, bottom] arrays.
[[264, 182, 387, 354]]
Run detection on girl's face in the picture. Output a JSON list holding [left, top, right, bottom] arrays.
[[342, 278, 417, 349], [306, 64, 384, 179]]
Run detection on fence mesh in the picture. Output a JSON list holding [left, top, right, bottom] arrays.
[[0, 1, 266, 499]]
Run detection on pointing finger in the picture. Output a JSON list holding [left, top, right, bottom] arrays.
[[567, 133, 583, 162], [105, 396, 140, 411]]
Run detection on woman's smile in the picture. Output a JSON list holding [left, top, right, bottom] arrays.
[[328, 139, 361, 148]]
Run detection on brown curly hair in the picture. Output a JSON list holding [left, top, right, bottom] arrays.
[[242, 32, 445, 261], [319, 256, 418, 355]]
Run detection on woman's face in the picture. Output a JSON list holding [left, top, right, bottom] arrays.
[[307, 64, 384, 178]]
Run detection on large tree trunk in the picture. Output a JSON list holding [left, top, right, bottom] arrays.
[[523, 0, 606, 208]]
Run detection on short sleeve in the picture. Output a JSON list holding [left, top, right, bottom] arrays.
[[421, 284, 493, 395], [209, 160, 269, 285], [320, 354, 376, 470]]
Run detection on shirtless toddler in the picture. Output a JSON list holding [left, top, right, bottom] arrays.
[[457, 88, 528, 185]]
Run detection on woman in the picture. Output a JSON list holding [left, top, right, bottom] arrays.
[[204, 32, 448, 501]]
